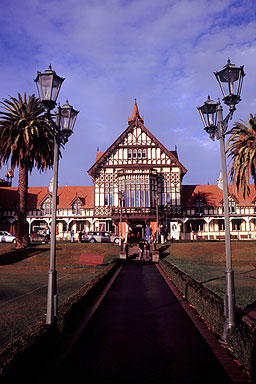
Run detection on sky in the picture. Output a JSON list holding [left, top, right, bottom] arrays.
[[0, 0, 255, 188]]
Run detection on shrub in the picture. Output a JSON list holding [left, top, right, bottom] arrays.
[[160, 259, 256, 379]]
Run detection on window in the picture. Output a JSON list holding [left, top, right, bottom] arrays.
[[104, 183, 113, 206], [223, 198, 236, 213], [128, 149, 132, 159], [72, 200, 81, 215], [41, 198, 52, 215], [161, 181, 171, 205], [133, 150, 137, 159], [229, 201, 236, 213], [138, 149, 142, 159], [142, 149, 147, 158], [195, 198, 204, 214], [121, 176, 151, 208]]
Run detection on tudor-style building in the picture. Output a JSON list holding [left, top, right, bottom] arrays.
[[88, 100, 187, 239], [0, 100, 256, 241]]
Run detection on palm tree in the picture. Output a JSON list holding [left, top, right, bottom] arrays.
[[0, 93, 55, 248], [226, 114, 256, 197]]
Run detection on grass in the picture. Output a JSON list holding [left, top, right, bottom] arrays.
[[0, 241, 120, 351], [159, 241, 256, 309], [1, 240, 256, 353]]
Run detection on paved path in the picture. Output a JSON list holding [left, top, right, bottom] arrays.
[[53, 262, 248, 383]]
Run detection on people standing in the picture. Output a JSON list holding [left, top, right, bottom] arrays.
[[160, 225, 165, 244], [44, 226, 50, 243], [145, 224, 152, 244], [71, 230, 75, 243], [138, 239, 145, 261]]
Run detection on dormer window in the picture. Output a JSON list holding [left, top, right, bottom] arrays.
[[41, 197, 52, 216], [195, 198, 204, 215], [72, 200, 81, 215], [223, 196, 236, 213]]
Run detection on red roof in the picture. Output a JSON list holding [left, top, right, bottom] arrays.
[[0, 186, 94, 209], [96, 151, 104, 162], [128, 98, 144, 124], [182, 184, 256, 207]]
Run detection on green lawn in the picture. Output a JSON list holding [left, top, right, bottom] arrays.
[[0, 241, 120, 351], [159, 241, 256, 309], [1, 240, 256, 353]]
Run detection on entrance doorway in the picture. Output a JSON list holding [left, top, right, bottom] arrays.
[[129, 222, 145, 244]]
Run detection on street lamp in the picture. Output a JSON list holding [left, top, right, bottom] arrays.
[[197, 59, 245, 342], [35, 66, 79, 325], [118, 191, 125, 247]]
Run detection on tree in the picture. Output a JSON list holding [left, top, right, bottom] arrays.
[[0, 93, 55, 248], [226, 114, 256, 197]]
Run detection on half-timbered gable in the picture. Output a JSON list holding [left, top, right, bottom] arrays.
[[88, 100, 187, 237]]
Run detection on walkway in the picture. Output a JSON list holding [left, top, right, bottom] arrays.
[[53, 262, 248, 383]]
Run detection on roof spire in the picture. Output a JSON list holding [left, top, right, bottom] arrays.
[[128, 98, 144, 124]]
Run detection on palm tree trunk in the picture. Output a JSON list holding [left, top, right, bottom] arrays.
[[16, 162, 29, 249]]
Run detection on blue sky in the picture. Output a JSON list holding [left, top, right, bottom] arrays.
[[0, 0, 255, 188]]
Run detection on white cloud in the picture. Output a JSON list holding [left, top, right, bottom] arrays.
[[0, 0, 255, 187]]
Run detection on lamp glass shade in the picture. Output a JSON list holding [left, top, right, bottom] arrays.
[[197, 96, 218, 129], [214, 59, 245, 106], [60, 100, 79, 132], [34, 66, 64, 109]]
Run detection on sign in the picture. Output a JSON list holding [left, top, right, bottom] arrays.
[[170, 222, 179, 240]]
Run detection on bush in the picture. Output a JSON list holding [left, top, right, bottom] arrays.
[[0, 260, 120, 380], [160, 259, 256, 379]]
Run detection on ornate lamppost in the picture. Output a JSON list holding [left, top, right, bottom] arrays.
[[35, 66, 79, 325], [197, 59, 245, 342]]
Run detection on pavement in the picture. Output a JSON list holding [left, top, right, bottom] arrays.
[[51, 261, 249, 383]]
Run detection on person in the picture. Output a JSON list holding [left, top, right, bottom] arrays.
[[144, 240, 150, 261], [79, 230, 83, 242], [160, 225, 165, 244], [138, 239, 145, 261], [71, 230, 75, 243], [145, 224, 152, 244], [44, 226, 50, 243], [136, 231, 141, 244], [130, 232, 135, 245], [127, 230, 132, 247]]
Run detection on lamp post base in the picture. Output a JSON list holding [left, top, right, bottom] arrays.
[[220, 269, 236, 342], [46, 269, 57, 325]]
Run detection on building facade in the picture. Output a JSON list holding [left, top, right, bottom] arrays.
[[0, 100, 256, 241]]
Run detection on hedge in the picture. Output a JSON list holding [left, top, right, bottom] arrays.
[[160, 259, 256, 380], [0, 260, 120, 380]]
